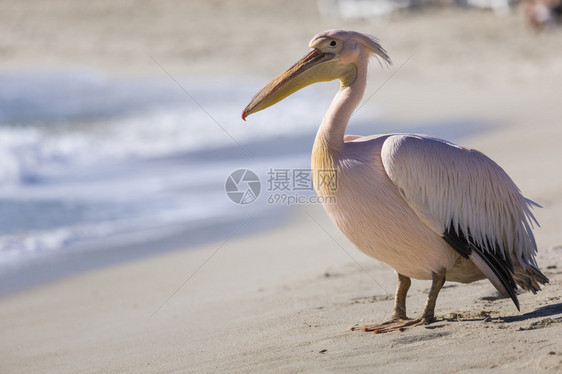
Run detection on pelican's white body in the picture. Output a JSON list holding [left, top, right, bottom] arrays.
[[245, 30, 546, 315], [322, 135, 455, 280], [305, 30, 542, 291], [321, 134, 491, 282]]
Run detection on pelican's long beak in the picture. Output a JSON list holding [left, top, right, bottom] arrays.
[[242, 49, 345, 120]]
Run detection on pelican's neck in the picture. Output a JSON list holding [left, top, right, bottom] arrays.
[[315, 61, 367, 154], [312, 60, 368, 195]]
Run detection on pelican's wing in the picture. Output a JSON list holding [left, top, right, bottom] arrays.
[[381, 135, 543, 308]]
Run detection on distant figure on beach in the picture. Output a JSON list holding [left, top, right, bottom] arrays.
[[318, 0, 514, 20], [523, 0, 562, 31], [243, 29, 548, 333]]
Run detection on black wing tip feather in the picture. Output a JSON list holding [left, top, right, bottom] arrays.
[[443, 225, 520, 311], [469, 244, 520, 311]]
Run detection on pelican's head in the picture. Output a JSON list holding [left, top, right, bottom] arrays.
[[242, 29, 391, 120]]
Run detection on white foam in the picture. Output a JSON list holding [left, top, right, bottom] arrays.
[[0, 70, 381, 268]]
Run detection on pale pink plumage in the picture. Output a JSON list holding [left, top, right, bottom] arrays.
[[309, 30, 547, 302], [244, 29, 548, 331]]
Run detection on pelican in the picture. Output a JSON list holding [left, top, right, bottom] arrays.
[[242, 30, 548, 333]]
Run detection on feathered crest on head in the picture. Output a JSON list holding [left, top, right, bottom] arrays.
[[354, 32, 392, 67], [314, 29, 392, 67]]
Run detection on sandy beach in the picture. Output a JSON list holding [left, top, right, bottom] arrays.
[[1, 1, 562, 373]]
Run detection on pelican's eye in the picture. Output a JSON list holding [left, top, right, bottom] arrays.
[[330, 40, 337, 47]]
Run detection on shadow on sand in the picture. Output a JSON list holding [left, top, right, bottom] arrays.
[[500, 302, 562, 323]]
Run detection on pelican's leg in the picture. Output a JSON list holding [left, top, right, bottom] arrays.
[[416, 270, 446, 324], [392, 273, 411, 320], [351, 273, 411, 332], [352, 270, 446, 334]]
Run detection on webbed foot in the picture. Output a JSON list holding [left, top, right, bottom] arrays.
[[351, 316, 435, 333]]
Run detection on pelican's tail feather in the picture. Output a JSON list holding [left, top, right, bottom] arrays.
[[513, 263, 549, 293]]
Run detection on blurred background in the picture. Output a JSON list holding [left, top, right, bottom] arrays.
[[0, 0, 560, 294]]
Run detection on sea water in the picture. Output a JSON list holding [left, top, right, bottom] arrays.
[[0, 70, 343, 293], [0, 69, 482, 295]]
